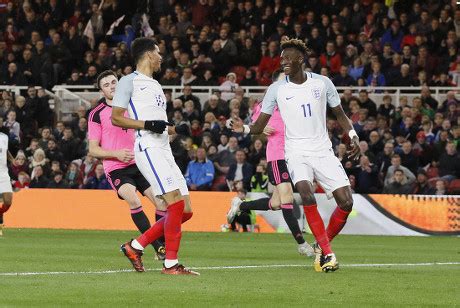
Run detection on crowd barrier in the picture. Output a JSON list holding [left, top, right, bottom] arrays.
[[5, 190, 459, 236]]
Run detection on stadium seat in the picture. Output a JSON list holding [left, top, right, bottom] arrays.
[[426, 167, 439, 179], [230, 66, 247, 79], [448, 179, 460, 194], [211, 175, 227, 191]]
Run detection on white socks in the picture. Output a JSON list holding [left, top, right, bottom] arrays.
[[164, 259, 178, 268], [131, 239, 144, 251]]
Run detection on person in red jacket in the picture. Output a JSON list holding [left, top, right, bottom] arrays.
[[320, 41, 342, 75], [258, 41, 280, 85]]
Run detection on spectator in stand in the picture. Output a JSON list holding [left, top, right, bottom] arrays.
[[353, 155, 380, 193], [65, 162, 83, 189], [399, 141, 419, 174], [348, 57, 364, 81], [381, 20, 404, 53], [358, 90, 377, 117], [219, 72, 239, 101], [58, 127, 82, 164], [320, 41, 341, 75], [384, 154, 416, 186], [366, 62, 386, 87], [250, 164, 268, 193], [9, 152, 29, 180], [177, 85, 201, 116], [437, 142, 460, 182], [13, 171, 30, 190], [225, 149, 252, 191], [412, 169, 436, 195], [29, 165, 49, 188], [4, 110, 20, 142], [84, 163, 110, 190], [185, 147, 215, 191], [434, 179, 448, 195], [47, 171, 68, 189], [383, 169, 413, 194], [377, 95, 395, 118], [258, 40, 280, 85], [332, 65, 356, 86], [208, 39, 231, 78]]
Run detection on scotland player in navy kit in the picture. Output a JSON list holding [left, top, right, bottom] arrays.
[[230, 38, 360, 272]]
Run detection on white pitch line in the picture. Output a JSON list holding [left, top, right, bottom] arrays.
[[0, 262, 459, 277]]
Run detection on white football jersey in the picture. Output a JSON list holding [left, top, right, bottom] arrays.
[[0, 132, 8, 174], [113, 71, 169, 152], [261, 72, 341, 157]]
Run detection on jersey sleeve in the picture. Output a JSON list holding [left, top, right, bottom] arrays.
[[112, 75, 133, 109], [324, 76, 341, 108], [260, 82, 279, 115], [88, 108, 102, 141]]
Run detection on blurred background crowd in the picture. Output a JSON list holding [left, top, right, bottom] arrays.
[[0, 0, 459, 194]]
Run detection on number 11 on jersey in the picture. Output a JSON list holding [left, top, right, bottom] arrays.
[[301, 103, 311, 117]]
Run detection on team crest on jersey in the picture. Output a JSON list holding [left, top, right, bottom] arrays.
[[311, 88, 321, 100], [155, 95, 166, 109]]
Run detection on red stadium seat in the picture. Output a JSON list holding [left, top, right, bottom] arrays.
[[211, 175, 227, 191], [230, 66, 247, 78], [426, 167, 439, 179], [448, 179, 460, 194]]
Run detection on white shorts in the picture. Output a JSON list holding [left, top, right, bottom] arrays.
[[285, 151, 350, 198], [0, 174, 12, 193], [135, 147, 188, 197]]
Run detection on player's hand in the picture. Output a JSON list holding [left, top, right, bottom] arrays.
[[144, 120, 173, 134], [263, 125, 275, 136], [226, 116, 244, 133], [115, 149, 134, 163], [347, 136, 360, 161]]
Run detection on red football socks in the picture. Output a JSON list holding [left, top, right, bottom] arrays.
[[303, 204, 332, 255], [164, 200, 185, 260], [136, 210, 193, 248], [326, 206, 351, 241]]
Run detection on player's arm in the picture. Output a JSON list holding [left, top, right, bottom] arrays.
[[111, 76, 171, 133], [325, 76, 360, 160], [229, 84, 276, 134], [88, 139, 134, 163]]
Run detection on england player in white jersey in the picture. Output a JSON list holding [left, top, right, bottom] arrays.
[[230, 38, 360, 273], [112, 38, 198, 276], [0, 123, 14, 236]]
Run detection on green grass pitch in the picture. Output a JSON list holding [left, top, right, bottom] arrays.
[[0, 229, 459, 306]]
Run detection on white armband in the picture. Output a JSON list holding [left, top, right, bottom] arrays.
[[348, 130, 358, 140], [243, 125, 251, 135]]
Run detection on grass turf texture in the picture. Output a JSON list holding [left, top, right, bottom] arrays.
[[0, 229, 459, 306]]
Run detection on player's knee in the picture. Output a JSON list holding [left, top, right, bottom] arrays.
[[270, 202, 281, 210], [299, 192, 315, 205], [338, 197, 353, 212]]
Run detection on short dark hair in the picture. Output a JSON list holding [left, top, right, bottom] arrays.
[[96, 70, 117, 90], [280, 37, 310, 55], [131, 38, 157, 64]]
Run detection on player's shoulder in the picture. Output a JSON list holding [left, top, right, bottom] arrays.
[[119, 72, 138, 84], [308, 72, 334, 87], [88, 99, 107, 124], [268, 78, 289, 92]]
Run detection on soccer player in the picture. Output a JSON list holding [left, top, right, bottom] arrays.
[[230, 38, 359, 272], [226, 99, 314, 257], [88, 70, 167, 260], [0, 125, 14, 236], [111, 38, 198, 275]]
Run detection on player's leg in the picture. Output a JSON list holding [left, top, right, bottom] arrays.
[[226, 160, 278, 223], [123, 148, 197, 275], [313, 155, 353, 242], [116, 183, 165, 259], [277, 182, 314, 257], [328, 186, 353, 241], [0, 192, 13, 236], [287, 155, 336, 272]]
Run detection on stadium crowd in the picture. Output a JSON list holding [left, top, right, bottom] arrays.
[[0, 0, 459, 194]]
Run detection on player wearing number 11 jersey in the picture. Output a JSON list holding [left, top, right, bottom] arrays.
[[230, 38, 360, 272]]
